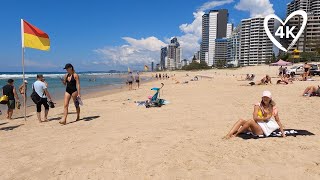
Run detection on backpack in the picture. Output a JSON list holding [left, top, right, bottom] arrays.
[[30, 84, 44, 104]]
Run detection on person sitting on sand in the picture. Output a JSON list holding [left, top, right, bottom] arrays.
[[277, 74, 293, 85], [245, 74, 250, 80], [225, 91, 285, 139], [258, 75, 272, 85], [302, 85, 320, 97]]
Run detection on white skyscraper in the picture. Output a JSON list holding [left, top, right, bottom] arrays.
[[239, 17, 275, 66], [226, 23, 233, 38], [167, 37, 182, 70], [208, 11, 218, 66]]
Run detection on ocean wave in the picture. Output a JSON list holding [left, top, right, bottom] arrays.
[[0, 74, 65, 79]]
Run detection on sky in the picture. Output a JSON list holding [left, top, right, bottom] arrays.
[[0, 0, 292, 72]]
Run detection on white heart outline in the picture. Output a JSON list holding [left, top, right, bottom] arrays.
[[264, 10, 308, 52]]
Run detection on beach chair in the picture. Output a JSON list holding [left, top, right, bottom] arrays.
[[145, 83, 165, 108]]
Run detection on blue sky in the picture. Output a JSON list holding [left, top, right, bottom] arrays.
[[0, 0, 291, 72]]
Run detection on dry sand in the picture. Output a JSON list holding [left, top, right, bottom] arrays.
[[0, 65, 319, 179]]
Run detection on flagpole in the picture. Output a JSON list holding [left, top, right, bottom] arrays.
[[21, 19, 26, 121]]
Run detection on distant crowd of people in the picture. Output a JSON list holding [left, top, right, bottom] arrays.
[[154, 73, 170, 80]]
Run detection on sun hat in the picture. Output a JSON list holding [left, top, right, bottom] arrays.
[[262, 91, 272, 99], [24, 80, 28, 84]]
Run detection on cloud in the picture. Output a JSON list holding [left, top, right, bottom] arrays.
[[198, 0, 234, 12], [122, 37, 166, 51], [93, 36, 165, 68], [235, 0, 274, 18], [93, 0, 235, 69]]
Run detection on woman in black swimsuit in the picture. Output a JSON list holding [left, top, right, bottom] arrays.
[[60, 63, 81, 125], [303, 62, 311, 80]]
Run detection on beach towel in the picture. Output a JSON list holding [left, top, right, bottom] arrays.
[[135, 101, 147, 106], [135, 100, 170, 106], [238, 129, 315, 140]]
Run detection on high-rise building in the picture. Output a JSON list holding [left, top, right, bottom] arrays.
[[226, 23, 233, 38], [151, 62, 154, 72], [160, 47, 167, 70], [195, 51, 201, 60], [227, 26, 240, 67], [200, 14, 209, 63], [239, 18, 275, 66], [287, 0, 320, 16], [286, 0, 320, 52], [215, 38, 228, 63], [167, 37, 182, 70], [201, 9, 228, 66]]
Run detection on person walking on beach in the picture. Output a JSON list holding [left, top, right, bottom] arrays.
[[278, 66, 283, 77], [303, 62, 311, 80], [155, 74, 158, 80], [60, 63, 81, 125], [135, 72, 140, 89], [127, 72, 134, 90], [33, 75, 53, 122], [159, 73, 162, 80], [2, 79, 20, 119], [19, 80, 28, 102]]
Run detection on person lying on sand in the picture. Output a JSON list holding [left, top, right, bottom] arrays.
[[302, 85, 320, 97], [224, 91, 285, 139], [247, 75, 272, 86], [238, 74, 255, 81], [277, 74, 293, 85]]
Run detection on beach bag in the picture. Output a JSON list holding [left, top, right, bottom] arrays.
[[30, 84, 44, 104], [0, 95, 9, 104]]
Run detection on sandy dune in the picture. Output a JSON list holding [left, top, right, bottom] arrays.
[[0, 65, 319, 179]]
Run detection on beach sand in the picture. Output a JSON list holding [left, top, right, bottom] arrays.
[[0, 65, 319, 179]]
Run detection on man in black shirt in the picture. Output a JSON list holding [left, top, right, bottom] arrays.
[[2, 79, 19, 119]]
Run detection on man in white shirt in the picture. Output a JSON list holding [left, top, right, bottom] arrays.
[[33, 74, 53, 122]]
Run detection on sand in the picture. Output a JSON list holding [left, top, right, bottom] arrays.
[[0, 65, 319, 179]]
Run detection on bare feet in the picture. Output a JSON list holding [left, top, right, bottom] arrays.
[[59, 121, 66, 125], [42, 119, 49, 122]]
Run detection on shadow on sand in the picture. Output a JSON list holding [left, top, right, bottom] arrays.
[[13, 115, 33, 120], [48, 117, 62, 121], [0, 122, 9, 126], [0, 124, 24, 131], [67, 116, 101, 125]]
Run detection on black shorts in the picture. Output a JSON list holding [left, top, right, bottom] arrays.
[[136, 80, 140, 83], [7, 100, 15, 110], [128, 81, 133, 85], [36, 98, 49, 112]]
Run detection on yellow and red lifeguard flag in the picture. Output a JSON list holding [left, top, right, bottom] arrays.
[[21, 19, 50, 51]]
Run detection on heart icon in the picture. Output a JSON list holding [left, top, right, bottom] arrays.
[[264, 10, 308, 52]]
